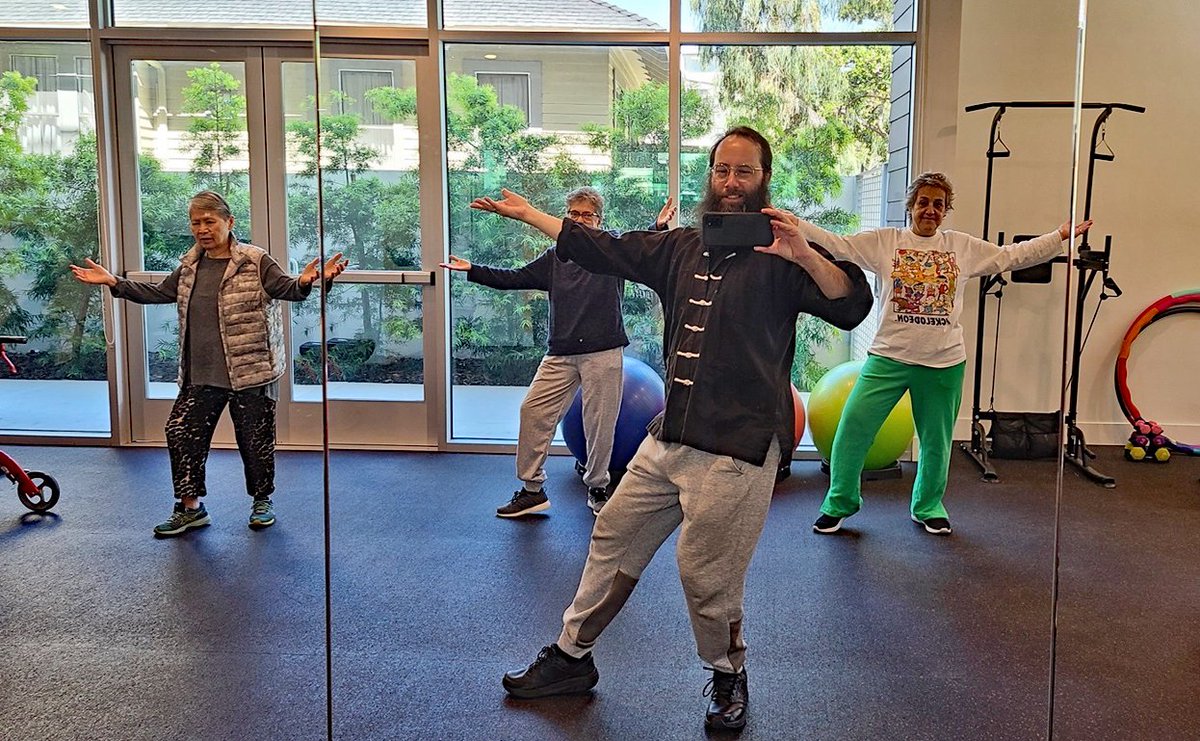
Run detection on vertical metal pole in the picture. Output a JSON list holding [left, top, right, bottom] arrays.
[[1050, 2, 1090, 736], [310, 3, 333, 738]]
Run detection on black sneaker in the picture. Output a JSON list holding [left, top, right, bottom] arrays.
[[586, 487, 609, 516], [704, 668, 749, 731], [775, 462, 791, 483], [812, 513, 845, 534], [502, 645, 599, 698], [496, 489, 550, 518], [912, 514, 952, 535]]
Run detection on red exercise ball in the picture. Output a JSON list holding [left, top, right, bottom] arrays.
[[790, 383, 806, 448]]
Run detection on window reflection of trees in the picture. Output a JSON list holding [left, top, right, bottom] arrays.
[[0, 0, 905, 397]]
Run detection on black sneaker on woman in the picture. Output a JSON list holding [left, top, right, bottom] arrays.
[[812, 513, 846, 533], [911, 514, 952, 535]]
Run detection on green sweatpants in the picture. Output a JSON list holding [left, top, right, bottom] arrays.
[[821, 354, 965, 520]]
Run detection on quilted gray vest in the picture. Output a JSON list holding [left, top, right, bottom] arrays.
[[175, 241, 286, 390]]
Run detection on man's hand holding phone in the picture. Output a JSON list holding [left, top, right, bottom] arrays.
[[755, 207, 821, 265]]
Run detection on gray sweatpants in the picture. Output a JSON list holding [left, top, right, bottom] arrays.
[[556, 435, 781, 673], [517, 347, 623, 492]]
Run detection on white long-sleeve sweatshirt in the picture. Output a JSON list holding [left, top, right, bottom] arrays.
[[795, 223, 1065, 367]]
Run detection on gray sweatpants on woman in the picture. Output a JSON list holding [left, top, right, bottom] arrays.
[[556, 435, 781, 673], [517, 347, 624, 492]]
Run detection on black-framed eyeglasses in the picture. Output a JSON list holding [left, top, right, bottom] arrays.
[[567, 209, 600, 221], [710, 164, 763, 180]]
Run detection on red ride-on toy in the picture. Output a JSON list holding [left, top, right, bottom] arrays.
[[0, 336, 61, 512]]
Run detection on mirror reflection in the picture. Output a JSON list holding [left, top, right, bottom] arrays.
[[312, 2, 1085, 740], [0, 0, 1135, 739], [1049, 2, 1200, 739], [0, 2, 332, 740]]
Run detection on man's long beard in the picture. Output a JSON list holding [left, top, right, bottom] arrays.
[[694, 180, 771, 217]]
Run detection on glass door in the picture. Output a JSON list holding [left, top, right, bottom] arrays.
[[112, 42, 441, 448], [304, 44, 440, 448]]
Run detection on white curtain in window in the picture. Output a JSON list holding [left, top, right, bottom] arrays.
[[476, 72, 530, 122]]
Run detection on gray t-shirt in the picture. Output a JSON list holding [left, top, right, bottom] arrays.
[[187, 255, 233, 389]]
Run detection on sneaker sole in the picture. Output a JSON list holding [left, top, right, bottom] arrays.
[[248, 517, 276, 530], [153, 515, 212, 538], [911, 515, 952, 535], [496, 500, 551, 518], [502, 668, 599, 698]]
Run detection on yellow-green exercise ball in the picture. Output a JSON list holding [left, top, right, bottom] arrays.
[[807, 360, 915, 470]]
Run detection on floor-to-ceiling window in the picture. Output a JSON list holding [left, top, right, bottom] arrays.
[[0, 0, 917, 451], [0, 39, 106, 436], [442, 2, 916, 447], [444, 42, 674, 441]]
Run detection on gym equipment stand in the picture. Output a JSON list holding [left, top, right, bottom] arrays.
[[959, 101, 1144, 487]]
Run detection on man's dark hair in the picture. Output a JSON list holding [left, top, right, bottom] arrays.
[[707, 125, 773, 174]]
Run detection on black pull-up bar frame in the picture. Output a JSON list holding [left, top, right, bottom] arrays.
[[959, 100, 1144, 486]]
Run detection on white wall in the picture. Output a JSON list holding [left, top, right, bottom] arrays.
[[916, 0, 1192, 444], [1070, 0, 1200, 444]]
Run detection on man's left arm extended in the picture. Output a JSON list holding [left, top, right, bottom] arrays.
[[796, 257, 874, 331], [754, 209, 873, 328]]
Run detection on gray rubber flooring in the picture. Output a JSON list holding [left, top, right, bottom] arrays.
[[1, 444, 1196, 740]]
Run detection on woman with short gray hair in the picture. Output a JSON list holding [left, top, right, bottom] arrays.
[[70, 190, 347, 537]]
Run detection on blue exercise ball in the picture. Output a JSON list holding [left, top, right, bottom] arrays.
[[562, 356, 665, 472]]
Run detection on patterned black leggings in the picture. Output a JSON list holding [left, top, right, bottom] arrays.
[[164, 384, 276, 500]]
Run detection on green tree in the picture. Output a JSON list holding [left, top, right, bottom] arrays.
[[0, 69, 193, 374], [0, 73, 105, 375], [0, 70, 41, 335], [691, 0, 894, 388], [180, 63, 247, 196], [286, 90, 421, 366], [0, 71, 41, 214], [138, 153, 198, 271], [288, 92, 380, 183], [582, 81, 712, 155], [371, 73, 575, 383], [14, 134, 106, 375]]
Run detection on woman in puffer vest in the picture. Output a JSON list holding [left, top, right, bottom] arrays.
[[70, 190, 346, 538]]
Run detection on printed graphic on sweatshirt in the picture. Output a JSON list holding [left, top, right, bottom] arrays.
[[889, 249, 957, 326]]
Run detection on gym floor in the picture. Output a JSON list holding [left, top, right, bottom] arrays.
[[1, 444, 1196, 740]]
